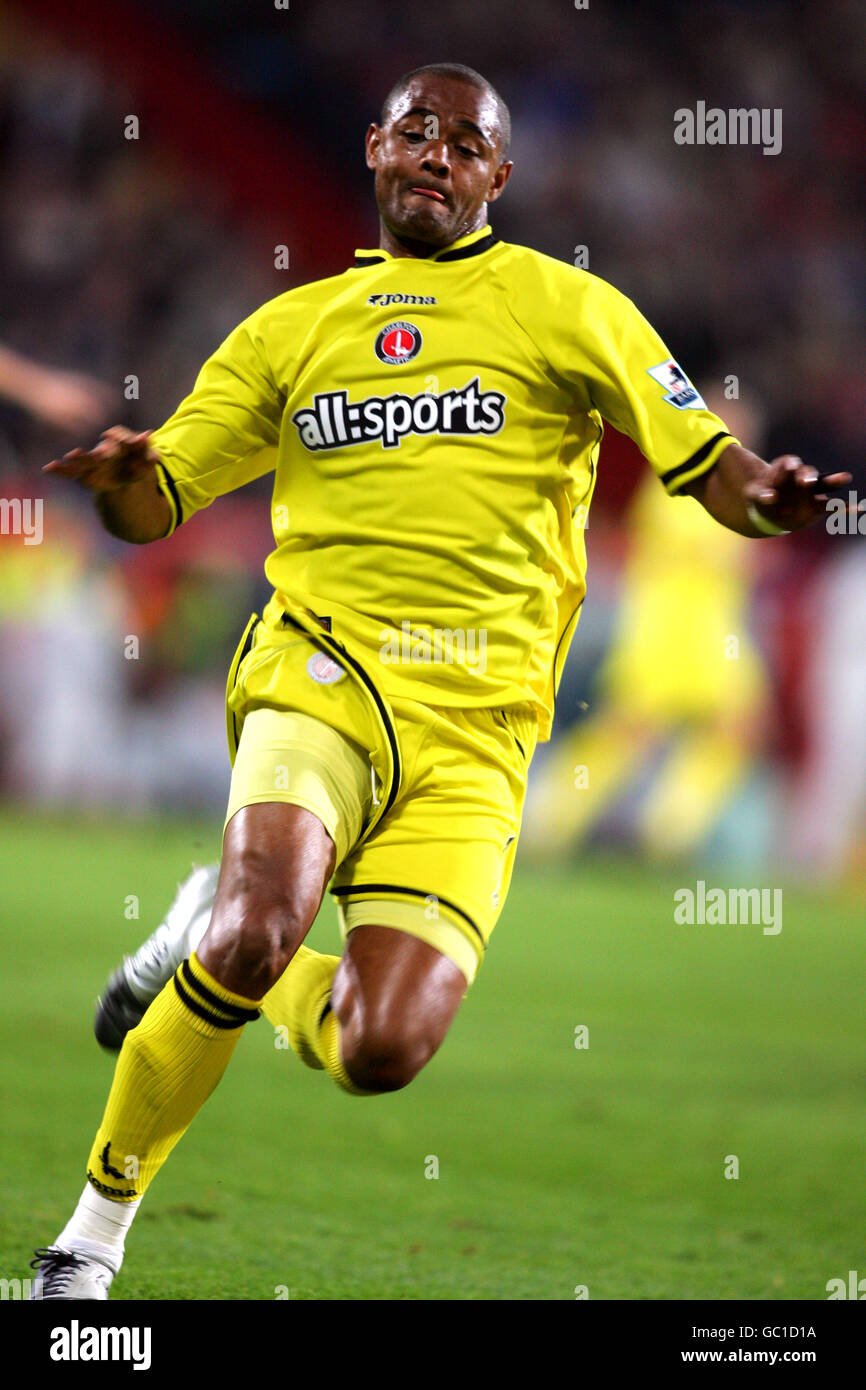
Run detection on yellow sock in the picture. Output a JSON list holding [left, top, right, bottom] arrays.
[[261, 945, 337, 1069], [86, 952, 261, 1201], [262, 946, 374, 1095], [317, 1007, 375, 1096]]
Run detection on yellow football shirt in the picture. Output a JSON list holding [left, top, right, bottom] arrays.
[[151, 224, 737, 740]]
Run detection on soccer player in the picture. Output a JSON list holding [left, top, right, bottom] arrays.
[[31, 63, 847, 1299]]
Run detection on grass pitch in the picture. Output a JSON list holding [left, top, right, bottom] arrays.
[[0, 805, 862, 1300]]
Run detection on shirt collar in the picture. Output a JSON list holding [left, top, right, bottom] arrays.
[[354, 225, 498, 268]]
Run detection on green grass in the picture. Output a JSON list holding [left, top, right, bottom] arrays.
[[0, 804, 863, 1300]]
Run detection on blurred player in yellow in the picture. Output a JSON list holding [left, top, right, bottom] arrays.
[[524, 395, 771, 859], [30, 63, 847, 1299]]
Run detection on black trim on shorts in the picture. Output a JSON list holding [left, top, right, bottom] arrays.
[[550, 599, 583, 728], [497, 710, 527, 761], [229, 617, 261, 756], [660, 432, 730, 493], [331, 883, 484, 947], [279, 611, 402, 824], [547, 413, 599, 729]]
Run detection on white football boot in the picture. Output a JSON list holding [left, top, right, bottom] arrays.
[[94, 862, 219, 1049], [29, 1246, 114, 1300]]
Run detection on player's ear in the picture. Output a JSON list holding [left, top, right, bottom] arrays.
[[486, 160, 513, 203], [365, 124, 382, 170]]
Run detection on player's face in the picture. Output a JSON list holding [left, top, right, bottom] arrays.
[[366, 77, 512, 251]]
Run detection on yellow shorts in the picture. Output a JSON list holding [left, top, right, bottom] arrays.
[[224, 609, 538, 984]]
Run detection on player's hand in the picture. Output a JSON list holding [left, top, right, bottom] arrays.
[[43, 426, 159, 493], [743, 455, 852, 532]]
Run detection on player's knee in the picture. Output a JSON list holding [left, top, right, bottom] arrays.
[[201, 856, 310, 995], [342, 1025, 434, 1093], [218, 904, 306, 995]]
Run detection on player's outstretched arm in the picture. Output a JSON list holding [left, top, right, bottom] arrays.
[[684, 442, 851, 538], [44, 425, 172, 544]]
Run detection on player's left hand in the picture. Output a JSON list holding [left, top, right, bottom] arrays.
[[743, 455, 852, 532]]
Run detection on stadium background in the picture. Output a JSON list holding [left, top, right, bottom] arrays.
[[0, 0, 863, 1300]]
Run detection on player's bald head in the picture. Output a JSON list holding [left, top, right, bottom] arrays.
[[381, 63, 511, 160]]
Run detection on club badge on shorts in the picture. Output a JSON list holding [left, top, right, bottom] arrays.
[[307, 651, 346, 685]]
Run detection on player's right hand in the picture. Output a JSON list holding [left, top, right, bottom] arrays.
[[43, 425, 159, 493]]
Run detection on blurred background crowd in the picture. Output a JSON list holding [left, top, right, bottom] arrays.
[[0, 0, 863, 878]]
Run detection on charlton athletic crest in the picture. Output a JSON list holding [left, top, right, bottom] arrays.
[[375, 321, 422, 365], [306, 651, 346, 685]]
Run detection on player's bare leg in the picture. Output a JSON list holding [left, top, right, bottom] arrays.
[[260, 917, 468, 1096], [333, 926, 466, 1092], [33, 801, 334, 1299], [196, 802, 336, 996], [97, 858, 467, 1096]]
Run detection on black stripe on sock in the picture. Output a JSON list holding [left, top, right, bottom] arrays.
[[173, 974, 255, 1029], [180, 959, 260, 1023]]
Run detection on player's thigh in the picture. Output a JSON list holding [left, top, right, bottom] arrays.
[[199, 704, 375, 995], [333, 923, 467, 1055], [198, 801, 336, 995], [332, 925, 466, 1091], [331, 702, 537, 990], [331, 705, 536, 1083]]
